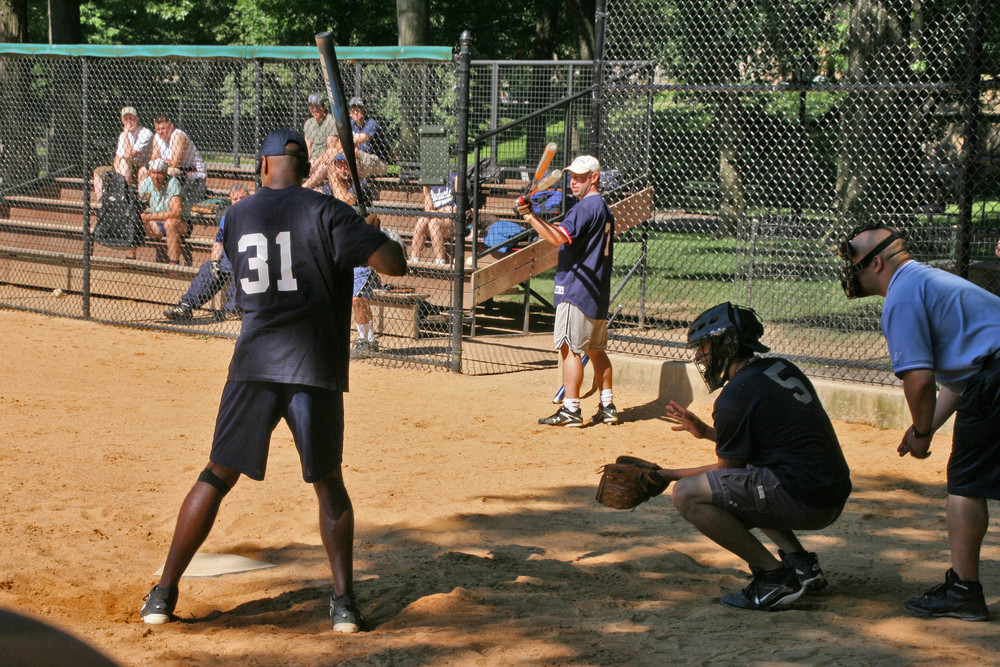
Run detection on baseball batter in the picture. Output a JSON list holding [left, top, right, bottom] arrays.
[[139, 129, 406, 632], [659, 303, 852, 611], [519, 155, 617, 427], [841, 223, 1000, 622]]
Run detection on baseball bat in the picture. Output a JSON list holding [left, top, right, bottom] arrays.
[[527, 142, 557, 194], [315, 32, 366, 217], [552, 353, 590, 403]]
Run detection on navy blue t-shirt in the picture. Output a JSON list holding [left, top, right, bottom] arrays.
[[553, 192, 614, 320], [222, 185, 387, 390], [713, 357, 852, 509]]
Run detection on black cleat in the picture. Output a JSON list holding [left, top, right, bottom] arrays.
[[330, 593, 365, 633], [721, 565, 805, 611], [140, 585, 178, 624], [538, 406, 583, 427], [779, 549, 828, 592], [905, 568, 988, 622]]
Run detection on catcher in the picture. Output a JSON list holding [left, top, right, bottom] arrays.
[[598, 302, 851, 611]]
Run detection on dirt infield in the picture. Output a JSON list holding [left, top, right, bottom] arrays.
[[1, 307, 998, 666]]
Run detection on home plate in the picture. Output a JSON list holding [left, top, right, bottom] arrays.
[[154, 553, 275, 578]]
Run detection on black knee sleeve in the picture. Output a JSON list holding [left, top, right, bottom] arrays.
[[198, 468, 232, 496]]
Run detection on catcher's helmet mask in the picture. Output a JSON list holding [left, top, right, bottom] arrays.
[[837, 223, 903, 299], [687, 302, 769, 392]]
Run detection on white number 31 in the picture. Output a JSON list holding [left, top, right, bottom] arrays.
[[237, 231, 299, 294]]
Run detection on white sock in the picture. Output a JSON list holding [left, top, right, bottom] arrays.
[[564, 398, 580, 412], [601, 389, 614, 406], [355, 323, 365, 338]]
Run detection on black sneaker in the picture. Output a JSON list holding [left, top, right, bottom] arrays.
[[350, 340, 370, 359], [163, 302, 193, 320], [538, 406, 583, 427], [330, 593, 365, 633], [905, 568, 988, 622], [140, 585, 178, 624], [779, 549, 828, 592], [721, 565, 805, 611], [590, 402, 619, 425]]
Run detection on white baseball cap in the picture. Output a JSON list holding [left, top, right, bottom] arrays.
[[566, 155, 601, 174]]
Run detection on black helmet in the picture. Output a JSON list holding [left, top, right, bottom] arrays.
[[687, 302, 769, 391]]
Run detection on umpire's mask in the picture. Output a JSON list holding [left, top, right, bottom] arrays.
[[838, 224, 902, 299]]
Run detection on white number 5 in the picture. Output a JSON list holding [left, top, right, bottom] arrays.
[[763, 361, 812, 404]]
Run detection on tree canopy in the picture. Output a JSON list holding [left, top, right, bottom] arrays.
[[17, 0, 596, 60]]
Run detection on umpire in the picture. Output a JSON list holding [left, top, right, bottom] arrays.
[[840, 223, 1000, 622]]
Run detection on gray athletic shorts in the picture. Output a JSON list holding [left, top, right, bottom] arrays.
[[553, 301, 607, 355], [706, 465, 843, 531]]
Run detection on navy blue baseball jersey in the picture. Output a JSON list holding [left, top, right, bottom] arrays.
[[553, 193, 614, 319], [713, 357, 852, 509], [222, 185, 387, 390]]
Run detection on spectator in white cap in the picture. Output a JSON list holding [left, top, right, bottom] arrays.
[[518, 154, 619, 428], [92, 106, 154, 199], [137, 158, 189, 265]]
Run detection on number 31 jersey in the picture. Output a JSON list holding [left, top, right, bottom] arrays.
[[222, 185, 387, 391]]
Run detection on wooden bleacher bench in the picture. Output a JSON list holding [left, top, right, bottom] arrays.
[[370, 287, 431, 340]]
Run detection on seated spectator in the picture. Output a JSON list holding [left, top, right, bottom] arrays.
[[163, 183, 250, 321], [409, 171, 457, 265], [93, 106, 153, 199], [304, 97, 388, 189], [301, 93, 339, 190], [321, 153, 381, 356], [138, 115, 207, 212], [137, 159, 189, 264]]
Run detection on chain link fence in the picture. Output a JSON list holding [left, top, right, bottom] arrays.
[[3, 3, 998, 384], [600, 0, 1000, 384], [0, 45, 470, 370]]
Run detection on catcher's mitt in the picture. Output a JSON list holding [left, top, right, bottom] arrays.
[[596, 457, 668, 510]]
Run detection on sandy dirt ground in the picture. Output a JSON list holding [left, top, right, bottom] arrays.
[[1, 307, 998, 666]]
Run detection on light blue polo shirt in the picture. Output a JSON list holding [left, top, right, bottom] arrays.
[[882, 260, 1000, 394]]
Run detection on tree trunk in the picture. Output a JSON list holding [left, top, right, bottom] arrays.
[[836, 0, 921, 229], [0, 0, 38, 188], [397, 0, 428, 161], [48, 0, 81, 43], [568, 0, 596, 60]]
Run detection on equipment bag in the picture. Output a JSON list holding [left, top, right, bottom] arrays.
[[93, 172, 144, 248]]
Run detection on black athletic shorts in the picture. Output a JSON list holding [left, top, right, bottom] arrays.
[[949, 359, 1000, 500], [210, 380, 344, 483]]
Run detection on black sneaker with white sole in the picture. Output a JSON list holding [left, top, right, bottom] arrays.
[[140, 585, 178, 624], [721, 565, 805, 611], [590, 402, 619, 425], [538, 406, 583, 427], [905, 568, 988, 622], [163, 302, 193, 320], [330, 593, 365, 633], [779, 549, 828, 592]]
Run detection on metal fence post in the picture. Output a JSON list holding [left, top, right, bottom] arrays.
[[591, 0, 608, 158], [81, 57, 91, 318], [451, 30, 473, 373]]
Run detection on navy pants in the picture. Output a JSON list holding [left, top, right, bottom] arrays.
[[181, 254, 235, 310]]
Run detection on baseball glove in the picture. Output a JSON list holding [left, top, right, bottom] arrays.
[[596, 456, 668, 510]]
